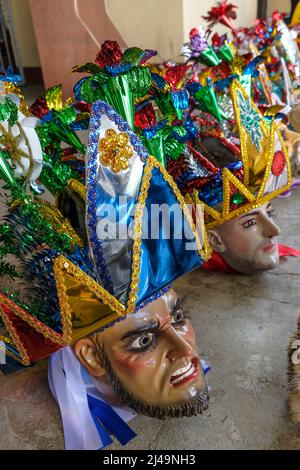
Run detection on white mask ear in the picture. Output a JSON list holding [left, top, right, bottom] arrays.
[[208, 229, 226, 253]]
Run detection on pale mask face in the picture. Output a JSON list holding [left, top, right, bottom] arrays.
[[208, 202, 281, 274], [74, 288, 209, 418]]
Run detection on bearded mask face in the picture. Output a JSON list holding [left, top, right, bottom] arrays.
[[74, 288, 209, 418], [207, 202, 281, 274]]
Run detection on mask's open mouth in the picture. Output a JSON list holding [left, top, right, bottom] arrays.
[[170, 358, 199, 387]]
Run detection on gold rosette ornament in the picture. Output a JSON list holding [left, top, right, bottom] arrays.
[[99, 128, 133, 173]]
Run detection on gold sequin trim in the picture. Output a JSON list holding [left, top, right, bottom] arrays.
[[0, 293, 64, 348], [257, 121, 276, 199], [0, 334, 13, 345], [126, 158, 153, 313], [222, 168, 255, 216], [0, 301, 31, 366], [0, 335, 22, 363], [68, 178, 86, 201], [186, 191, 212, 259], [155, 159, 211, 261]]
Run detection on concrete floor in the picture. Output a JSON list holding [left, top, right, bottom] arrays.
[[0, 191, 300, 450]]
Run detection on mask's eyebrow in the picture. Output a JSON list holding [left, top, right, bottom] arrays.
[[266, 202, 272, 210], [169, 297, 185, 316], [239, 202, 273, 220], [121, 320, 160, 340], [239, 210, 260, 219]]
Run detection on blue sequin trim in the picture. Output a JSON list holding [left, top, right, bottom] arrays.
[[86, 100, 148, 293], [134, 285, 172, 312], [94, 285, 172, 333]]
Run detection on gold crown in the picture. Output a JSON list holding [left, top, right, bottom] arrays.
[[187, 79, 291, 230]]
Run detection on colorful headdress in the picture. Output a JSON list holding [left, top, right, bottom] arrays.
[[0, 99, 210, 366], [170, 79, 291, 229]]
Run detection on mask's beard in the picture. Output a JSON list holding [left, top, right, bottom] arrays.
[[97, 344, 209, 419]]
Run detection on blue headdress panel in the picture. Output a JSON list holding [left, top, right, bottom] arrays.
[[136, 163, 206, 305], [86, 101, 208, 310]]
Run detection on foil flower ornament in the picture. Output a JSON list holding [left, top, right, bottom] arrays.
[[182, 27, 208, 59], [0, 66, 23, 85], [202, 0, 237, 32], [99, 128, 134, 173], [30, 85, 86, 196], [164, 64, 190, 89], [0, 94, 43, 190], [189, 80, 227, 122], [30, 85, 86, 155], [95, 40, 123, 67], [149, 64, 190, 121], [190, 27, 208, 53], [182, 27, 220, 66], [139, 118, 174, 167], [73, 42, 156, 129]]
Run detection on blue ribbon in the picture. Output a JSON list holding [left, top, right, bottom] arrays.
[[87, 394, 137, 448], [105, 63, 131, 76]]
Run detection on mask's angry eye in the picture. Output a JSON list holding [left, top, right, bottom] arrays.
[[170, 298, 189, 325], [128, 333, 155, 352], [171, 308, 185, 323]]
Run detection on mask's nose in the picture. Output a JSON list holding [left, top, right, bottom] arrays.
[[164, 327, 193, 363], [260, 213, 281, 238]]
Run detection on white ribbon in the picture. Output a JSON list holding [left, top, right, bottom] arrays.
[[48, 347, 106, 450]]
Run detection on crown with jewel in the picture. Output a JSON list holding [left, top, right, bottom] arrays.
[[0, 92, 210, 366], [179, 78, 291, 229]]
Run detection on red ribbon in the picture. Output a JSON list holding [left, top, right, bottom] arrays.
[[203, 243, 300, 273]]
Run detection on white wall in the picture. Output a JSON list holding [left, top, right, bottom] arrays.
[[8, 0, 261, 68], [106, 0, 184, 62], [10, 0, 40, 67], [183, 0, 259, 41], [267, 0, 291, 16], [107, 0, 259, 61]]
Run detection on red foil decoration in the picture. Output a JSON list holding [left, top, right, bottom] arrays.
[[167, 155, 188, 181], [272, 10, 285, 24], [95, 40, 123, 67], [134, 103, 156, 129], [188, 142, 219, 174], [62, 147, 77, 159], [30, 97, 49, 119], [189, 27, 199, 39], [74, 101, 92, 113], [164, 64, 190, 89], [202, 0, 237, 32], [212, 33, 223, 48]]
